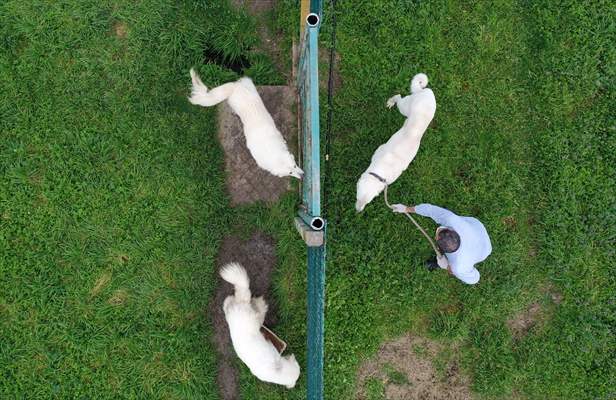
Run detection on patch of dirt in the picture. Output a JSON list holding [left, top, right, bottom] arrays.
[[507, 302, 543, 340], [543, 283, 563, 305], [108, 289, 128, 306], [210, 231, 279, 400], [255, 24, 287, 81], [507, 285, 562, 340], [502, 216, 517, 230], [217, 1, 298, 205], [112, 21, 127, 38], [231, 0, 290, 80], [455, 164, 474, 185], [231, 0, 275, 15], [356, 334, 472, 400], [319, 48, 342, 95], [217, 85, 296, 206], [549, 291, 563, 304], [89, 271, 112, 298]]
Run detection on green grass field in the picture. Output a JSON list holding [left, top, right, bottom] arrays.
[[0, 1, 306, 399], [313, 0, 614, 398], [1, 0, 614, 399]]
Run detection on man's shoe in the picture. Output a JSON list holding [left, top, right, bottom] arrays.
[[425, 257, 439, 271]]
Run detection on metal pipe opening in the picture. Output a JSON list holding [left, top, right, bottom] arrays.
[[306, 13, 319, 27], [311, 217, 325, 231]]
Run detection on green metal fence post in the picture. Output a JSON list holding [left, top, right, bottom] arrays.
[[310, 0, 322, 17], [296, 10, 325, 400]]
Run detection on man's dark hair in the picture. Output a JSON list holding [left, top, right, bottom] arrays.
[[436, 228, 460, 253]]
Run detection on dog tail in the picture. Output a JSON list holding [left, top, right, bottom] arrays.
[[410, 73, 429, 93], [220, 262, 251, 303], [188, 68, 235, 107]]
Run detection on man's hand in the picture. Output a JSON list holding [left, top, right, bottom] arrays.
[[436, 254, 449, 269], [391, 204, 410, 213], [436, 255, 454, 275]]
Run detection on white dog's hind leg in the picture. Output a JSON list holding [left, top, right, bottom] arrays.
[[222, 295, 234, 314], [252, 296, 268, 325], [188, 69, 236, 107]]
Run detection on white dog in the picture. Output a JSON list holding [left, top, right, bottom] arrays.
[[355, 73, 436, 212], [188, 69, 304, 179], [220, 262, 300, 388]]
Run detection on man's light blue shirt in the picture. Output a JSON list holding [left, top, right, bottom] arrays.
[[415, 204, 492, 284]]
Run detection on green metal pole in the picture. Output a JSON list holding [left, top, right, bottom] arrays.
[[298, 10, 325, 400], [305, 22, 325, 400], [310, 0, 322, 16], [307, 243, 325, 400]]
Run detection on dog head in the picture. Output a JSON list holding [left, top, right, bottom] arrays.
[[281, 354, 301, 389], [274, 152, 304, 179], [289, 164, 304, 180], [355, 172, 385, 212]]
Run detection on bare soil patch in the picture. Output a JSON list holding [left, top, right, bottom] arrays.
[[89, 271, 112, 299], [231, 0, 290, 80], [507, 285, 562, 340], [319, 48, 342, 95], [112, 21, 127, 38], [210, 231, 279, 400], [502, 216, 517, 230], [217, 85, 296, 206], [356, 334, 472, 400], [507, 302, 543, 340]]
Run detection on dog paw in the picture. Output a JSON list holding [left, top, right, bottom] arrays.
[[386, 95, 401, 108]]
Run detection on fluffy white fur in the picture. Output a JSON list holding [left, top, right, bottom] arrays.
[[220, 262, 300, 389], [188, 69, 303, 179], [355, 73, 436, 212]]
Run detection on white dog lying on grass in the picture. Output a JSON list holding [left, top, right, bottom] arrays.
[[220, 262, 300, 389], [188, 69, 304, 179], [355, 73, 436, 212]]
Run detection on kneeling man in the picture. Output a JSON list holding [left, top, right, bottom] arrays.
[[391, 203, 492, 285]]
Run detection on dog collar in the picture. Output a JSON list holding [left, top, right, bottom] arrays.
[[368, 172, 387, 185]]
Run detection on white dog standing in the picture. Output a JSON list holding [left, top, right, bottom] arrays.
[[220, 262, 300, 388], [188, 69, 303, 179], [355, 73, 436, 212]]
